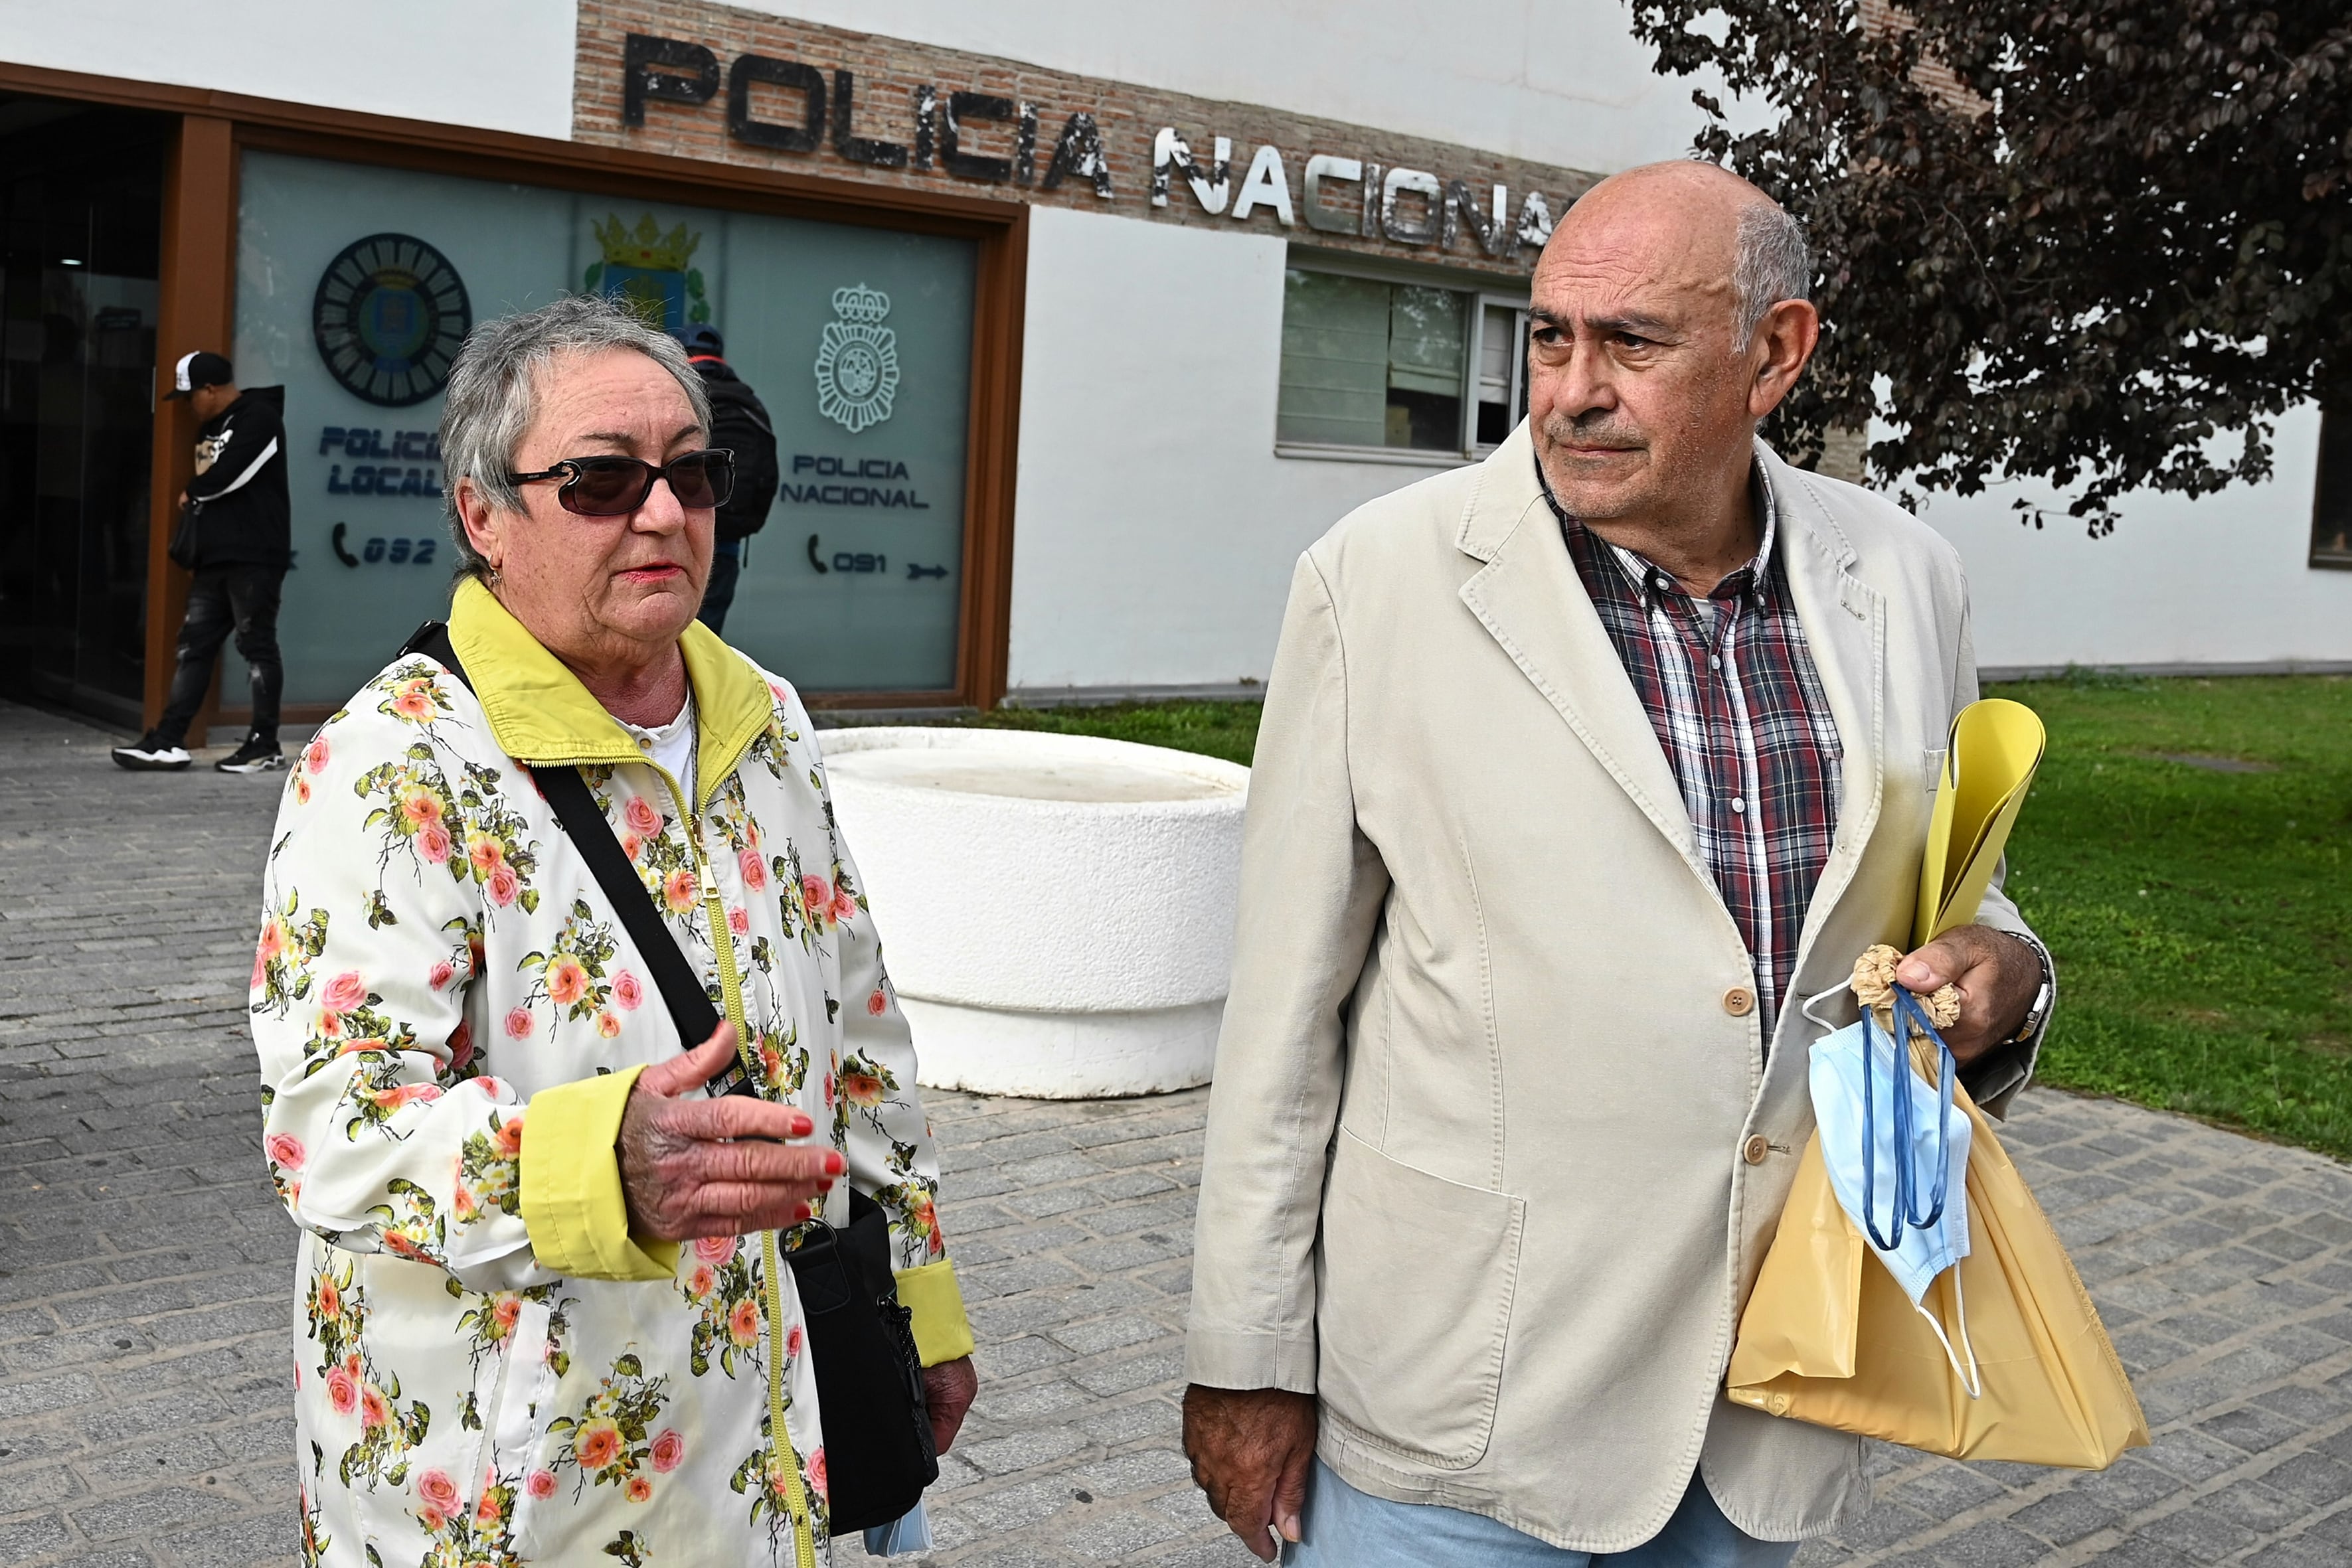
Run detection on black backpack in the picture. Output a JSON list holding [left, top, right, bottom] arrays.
[[701, 369, 780, 543]]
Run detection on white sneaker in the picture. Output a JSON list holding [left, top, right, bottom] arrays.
[[216, 735, 286, 773], [112, 732, 193, 771]]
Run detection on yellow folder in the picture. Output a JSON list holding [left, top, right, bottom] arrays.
[[1915, 699, 2047, 947]]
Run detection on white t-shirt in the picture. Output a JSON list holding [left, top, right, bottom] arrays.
[[620, 692, 697, 807]]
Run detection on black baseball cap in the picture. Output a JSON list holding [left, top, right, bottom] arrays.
[[165, 350, 234, 398], [678, 323, 724, 357]]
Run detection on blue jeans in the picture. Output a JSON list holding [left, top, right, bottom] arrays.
[[1285, 1459, 1800, 1568]]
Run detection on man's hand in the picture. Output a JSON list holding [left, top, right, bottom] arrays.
[[618, 1025, 840, 1241], [1896, 924, 2041, 1065], [1183, 1385, 1317, 1562], [924, 1356, 978, 1454]]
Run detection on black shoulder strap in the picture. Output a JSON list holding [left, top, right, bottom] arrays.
[[398, 621, 738, 1085], [533, 765, 725, 1054]]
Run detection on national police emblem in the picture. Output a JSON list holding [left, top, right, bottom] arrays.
[[814, 283, 900, 433]]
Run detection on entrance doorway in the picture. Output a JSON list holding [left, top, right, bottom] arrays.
[[0, 96, 169, 724]]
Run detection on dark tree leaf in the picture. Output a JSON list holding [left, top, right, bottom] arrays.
[[1626, 0, 2352, 534]]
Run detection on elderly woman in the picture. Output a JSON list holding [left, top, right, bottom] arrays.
[[252, 295, 975, 1566]]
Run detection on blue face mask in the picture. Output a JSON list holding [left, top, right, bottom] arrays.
[[1804, 982, 1982, 1394]]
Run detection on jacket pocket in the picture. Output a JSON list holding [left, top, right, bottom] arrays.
[[1315, 1129, 1524, 1469], [482, 1296, 559, 1552]]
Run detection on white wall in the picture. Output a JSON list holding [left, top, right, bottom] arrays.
[[0, 0, 578, 140], [1011, 204, 2352, 692], [1007, 204, 1457, 691], [1916, 407, 2352, 672], [743, 0, 1717, 176]]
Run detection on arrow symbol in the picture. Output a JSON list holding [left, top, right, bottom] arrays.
[[906, 562, 948, 580]]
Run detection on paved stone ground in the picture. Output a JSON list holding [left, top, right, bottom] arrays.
[[3, 696, 2349, 1568]]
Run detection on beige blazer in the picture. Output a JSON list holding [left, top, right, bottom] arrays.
[[1185, 426, 2044, 1551]]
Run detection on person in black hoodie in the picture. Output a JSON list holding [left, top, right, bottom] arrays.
[[114, 350, 292, 773], [678, 324, 778, 635]]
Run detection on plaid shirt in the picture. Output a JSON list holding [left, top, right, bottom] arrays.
[[1543, 463, 1844, 1040]]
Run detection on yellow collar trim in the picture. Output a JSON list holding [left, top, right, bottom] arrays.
[[446, 577, 774, 806]]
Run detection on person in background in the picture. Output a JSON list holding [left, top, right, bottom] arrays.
[[679, 323, 779, 635], [113, 349, 292, 773]]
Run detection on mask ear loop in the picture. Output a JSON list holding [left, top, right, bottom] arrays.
[[1800, 979, 1856, 1032]]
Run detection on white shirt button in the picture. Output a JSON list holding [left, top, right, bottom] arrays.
[[1731, 797, 1747, 814], [1710, 655, 1722, 670]]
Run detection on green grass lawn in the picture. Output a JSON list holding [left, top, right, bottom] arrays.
[[966, 699, 1264, 766], [967, 675, 2352, 1160], [1982, 673, 2352, 1160]]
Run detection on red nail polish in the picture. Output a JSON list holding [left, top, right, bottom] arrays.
[[825, 1151, 846, 1176]]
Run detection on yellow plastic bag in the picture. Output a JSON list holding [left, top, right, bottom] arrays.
[[1726, 697, 2146, 1466], [1728, 1064, 2149, 1466]]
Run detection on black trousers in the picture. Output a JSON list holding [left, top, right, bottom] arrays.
[[155, 564, 285, 745], [697, 538, 742, 635]]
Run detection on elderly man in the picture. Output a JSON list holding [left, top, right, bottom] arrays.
[[252, 295, 975, 1565], [1183, 163, 2053, 1565]]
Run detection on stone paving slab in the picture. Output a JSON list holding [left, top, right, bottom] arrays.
[[2, 697, 2349, 1567]]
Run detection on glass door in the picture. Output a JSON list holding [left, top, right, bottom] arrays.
[[0, 97, 167, 723]]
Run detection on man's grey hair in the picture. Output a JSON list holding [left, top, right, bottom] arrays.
[[1732, 202, 1813, 351], [439, 293, 713, 578]]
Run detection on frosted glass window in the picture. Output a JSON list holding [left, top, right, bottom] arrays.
[[1274, 270, 1388, 447], [1276, 268, 1470, 453], [228, 151, 976, 705]]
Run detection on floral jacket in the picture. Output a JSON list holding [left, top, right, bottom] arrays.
[[252, 578, 971, 1568]]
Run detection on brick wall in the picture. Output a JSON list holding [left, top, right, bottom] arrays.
[[574, 0, 1600, 279]]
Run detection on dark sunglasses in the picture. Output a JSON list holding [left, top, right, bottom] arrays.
[[508, 447, 736, 516]]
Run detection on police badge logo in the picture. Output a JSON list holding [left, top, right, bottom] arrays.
[[814, 283, 900, 433]]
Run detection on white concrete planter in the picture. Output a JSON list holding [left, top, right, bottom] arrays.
[[822, 726, 1248, 1098]]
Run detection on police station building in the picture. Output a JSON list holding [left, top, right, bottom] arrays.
[[2, 1, 2346, 732]]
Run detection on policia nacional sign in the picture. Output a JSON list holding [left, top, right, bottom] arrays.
[[575, 3, 1595, 274]]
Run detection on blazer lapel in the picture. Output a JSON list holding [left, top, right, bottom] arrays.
[[1456, 427, 1703, 876], [1763, 443, 1889, 1013]]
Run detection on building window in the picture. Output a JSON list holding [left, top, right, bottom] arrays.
[[1275, 264, 1526, 460], [2315, 408, 2352, 570]]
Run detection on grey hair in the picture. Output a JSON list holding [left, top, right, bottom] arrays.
[[1732, 202, 1813, 351], [439, 293, 714, 578]]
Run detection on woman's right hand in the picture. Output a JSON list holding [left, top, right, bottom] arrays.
[[618, 1024, 843, 1240]]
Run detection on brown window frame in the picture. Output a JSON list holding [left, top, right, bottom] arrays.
[[2313, 406, 2352, 572], [0, 59, 1026, 726]]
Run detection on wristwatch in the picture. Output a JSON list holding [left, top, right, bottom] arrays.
[[1996, 927, 2055, 1047]]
